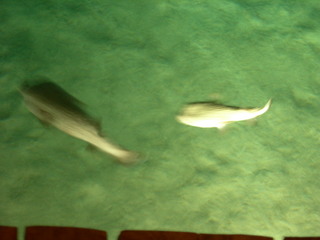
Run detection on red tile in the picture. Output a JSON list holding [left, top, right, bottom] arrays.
[[199, 234, 273, 240], [284, 238, 320, 240], [25, 226, 107, 240], [0, 226, 17, 240], [119, 230, 198, 240]]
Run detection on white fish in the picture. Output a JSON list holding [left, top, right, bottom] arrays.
[[176, 99, 271, 129], [20, 81, 139, 164]]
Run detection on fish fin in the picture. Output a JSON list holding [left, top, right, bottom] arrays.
[[86, 144, 99, 152], [38, 119, 51, 127], [246, 118, 258, 126], [217, 122, 227, 129], [36, 109, 54, 124], [93, 119, 104, 137], [208, 93, 223, 101], [218, 126, 229, 134]]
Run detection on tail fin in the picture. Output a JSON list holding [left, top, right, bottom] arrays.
[[255, 99, 272, 116]]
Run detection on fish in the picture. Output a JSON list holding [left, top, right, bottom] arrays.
[[176, 99, 271, 129], [20, 81, 139, 164]]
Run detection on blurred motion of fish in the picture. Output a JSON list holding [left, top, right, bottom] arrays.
[[20, 81, 139, 165], [176, 99, 271, 129]]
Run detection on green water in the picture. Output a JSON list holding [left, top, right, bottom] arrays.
[[1, 0, 320, 240]]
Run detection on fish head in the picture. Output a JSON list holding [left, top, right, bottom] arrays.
[[20, 89, 55, 123]]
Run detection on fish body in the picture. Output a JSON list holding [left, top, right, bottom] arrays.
[[20, 81, 138, 164], [176, 99, 271, 129]]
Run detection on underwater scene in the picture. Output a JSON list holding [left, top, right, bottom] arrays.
[[1, 0, 320, 239]]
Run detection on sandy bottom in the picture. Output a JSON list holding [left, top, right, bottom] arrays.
[[1, 1, 320, 240]]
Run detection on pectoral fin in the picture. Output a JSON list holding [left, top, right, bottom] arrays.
[[86, 144, 99, 152], [217, 122, 227, 129]]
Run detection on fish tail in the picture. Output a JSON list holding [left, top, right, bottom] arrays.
[[258, 99, 272, 115], [247, 99, 271, 118], [91, 136, 139, 165]]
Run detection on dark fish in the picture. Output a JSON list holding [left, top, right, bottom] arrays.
[[20, 81, 138, 164]]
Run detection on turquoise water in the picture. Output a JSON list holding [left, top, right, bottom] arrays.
[[1, 0, 320, 240]]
